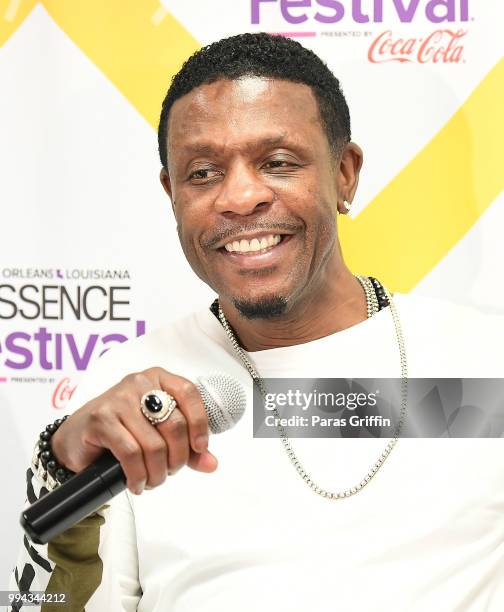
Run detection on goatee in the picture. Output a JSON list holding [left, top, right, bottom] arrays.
[[233, 295, 288, 320]]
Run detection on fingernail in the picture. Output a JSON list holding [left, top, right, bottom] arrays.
[[134, 480, 146, 495], [195, 435, 208, 453]]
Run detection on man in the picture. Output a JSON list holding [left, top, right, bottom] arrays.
[[8, 33, 503, 611]]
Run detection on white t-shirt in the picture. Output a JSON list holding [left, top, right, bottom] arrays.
[[9, 293, 504, 611]]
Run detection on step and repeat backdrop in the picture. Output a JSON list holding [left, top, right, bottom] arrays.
[[0, 0, 502, 586]]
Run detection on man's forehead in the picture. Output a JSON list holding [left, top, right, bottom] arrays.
[[176, 133, 303, 157], [168, 76, 320, 128], [166, 77, 321, 159]]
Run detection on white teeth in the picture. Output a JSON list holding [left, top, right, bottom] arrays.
[[224, 234, 282, 253]]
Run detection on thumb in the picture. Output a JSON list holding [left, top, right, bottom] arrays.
[[188, 449, 218, 473]]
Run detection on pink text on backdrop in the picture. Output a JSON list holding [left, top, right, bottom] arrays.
[[52, 377, 76, 410], [368, 28, 466, 62]]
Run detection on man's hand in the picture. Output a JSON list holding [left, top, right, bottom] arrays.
[[50, 367, 218, 495]]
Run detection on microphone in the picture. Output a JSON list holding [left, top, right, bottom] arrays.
[[20, 374, 246, 545]]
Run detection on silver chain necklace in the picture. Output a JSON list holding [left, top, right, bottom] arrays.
[[217, 276, 408, 499]]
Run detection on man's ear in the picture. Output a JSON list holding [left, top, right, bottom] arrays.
[[159, 167, 176, 216], [335, 142, 364, 213]]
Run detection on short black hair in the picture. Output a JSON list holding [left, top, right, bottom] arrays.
[[157, 32, 351, 169]]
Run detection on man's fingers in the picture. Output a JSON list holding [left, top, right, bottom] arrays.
[[96, 420, 148, 495], [53, 367, 219, 499], [97, 368, 216, 494], [119, 409, 168, 489], [157, 408, 190, 473], [157, 370, 209, 454]]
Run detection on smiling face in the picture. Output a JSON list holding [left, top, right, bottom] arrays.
[[161, 76, 357, 319]]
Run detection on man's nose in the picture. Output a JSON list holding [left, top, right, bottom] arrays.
[[213, 162, 275, 216]]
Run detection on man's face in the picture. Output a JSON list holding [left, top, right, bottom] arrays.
[[162, 76, 348, 318]]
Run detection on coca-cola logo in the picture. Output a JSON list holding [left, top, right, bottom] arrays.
[[51, 377, 76, 409], [368, 28, 466, 63]]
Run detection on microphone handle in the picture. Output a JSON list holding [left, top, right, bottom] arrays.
[[21, 450, 125, 545]]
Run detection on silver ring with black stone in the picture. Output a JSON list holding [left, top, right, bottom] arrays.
[[140, 389, 177, 425]]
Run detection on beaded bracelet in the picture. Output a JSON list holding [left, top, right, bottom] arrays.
[[31, 415, 76, 492]]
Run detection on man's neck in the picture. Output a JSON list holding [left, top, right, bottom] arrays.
[[218, 267, 367, 352]]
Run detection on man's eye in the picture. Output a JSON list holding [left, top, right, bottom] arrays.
[[189, 169, 212, 180], [263, 160, 295, 170]]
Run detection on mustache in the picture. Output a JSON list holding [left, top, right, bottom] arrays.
[[202, 221, 302, 249]]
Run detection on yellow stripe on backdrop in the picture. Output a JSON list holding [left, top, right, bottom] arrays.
[[0, 0, 38, 45], [1, 2, 502, 292], [41, 0, 199, 128], [339, 59, 503, 292]]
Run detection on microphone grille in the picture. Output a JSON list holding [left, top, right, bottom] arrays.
[[196, 374, 246, 434]]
